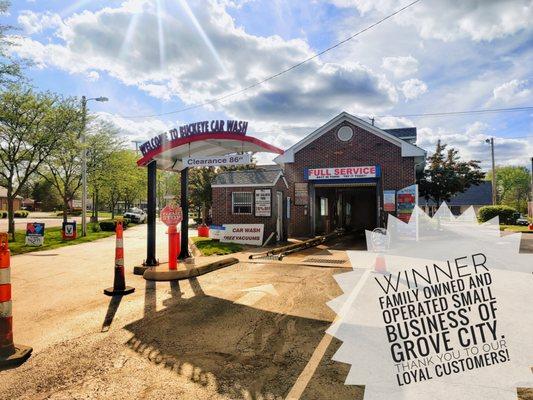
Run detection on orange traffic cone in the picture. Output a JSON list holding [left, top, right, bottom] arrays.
[[0, 233, 32, 368], [373, 254, 387, 274], [104, 221, 135, 296]]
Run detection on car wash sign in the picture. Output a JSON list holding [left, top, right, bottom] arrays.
[[139, 120, 249, 156], [305, 165, 380, 181]]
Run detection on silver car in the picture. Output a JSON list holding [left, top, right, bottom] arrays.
[[124, 207, 147, 223]]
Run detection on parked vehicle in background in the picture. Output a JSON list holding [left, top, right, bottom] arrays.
[[515, 214, 529, 226], [123, 207, 147, 223]]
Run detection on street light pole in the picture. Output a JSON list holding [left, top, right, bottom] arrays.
[[81, 96, 88, 237], [80, 96, 109, 237], [485, 137, 496, 205]]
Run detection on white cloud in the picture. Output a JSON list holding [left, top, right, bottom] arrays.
[[17, 10, 62, 34], [381, 55, 418, 78], [399, 78, 427, 100], [94, 112, 177, 143], [11, 0, 398, 125], [416, 121, 532, 168], [374, 115, 415, 128], [85, 70, 100, 81], [491, 79, 531, 103], [329, 0, 532, 42]]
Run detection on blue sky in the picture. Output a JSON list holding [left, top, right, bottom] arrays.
[[5, 0, 532, 167]]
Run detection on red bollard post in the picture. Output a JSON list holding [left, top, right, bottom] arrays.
[[167, 225, 181, 270], [168, 225, 177, 270], [104, 221, 135, 296], [0, 233, 32, 368]]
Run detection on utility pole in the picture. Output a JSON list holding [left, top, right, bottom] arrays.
[[530, 157, 533, 219], [132, 140, 143, 156], [485, 137, 496, 205], [81, 96, 88, 237]]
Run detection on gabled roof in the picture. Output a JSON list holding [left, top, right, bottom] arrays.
[[420, 181, 493, 206], [212, 167, 285, 187], [274, 111, 426, 164]]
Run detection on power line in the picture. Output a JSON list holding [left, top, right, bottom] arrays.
[[119, 0, 422, 119], [374, 106, 533, 118], [244, 107, 533, 135]]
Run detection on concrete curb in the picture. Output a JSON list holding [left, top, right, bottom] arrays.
[[188, 238, 202, 257], [143, 257, 239, 281]]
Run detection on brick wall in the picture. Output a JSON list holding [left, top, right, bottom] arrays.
[[283, 121, 416, 236], [0, 197, 21, 211], [211, 178, 288, 242]]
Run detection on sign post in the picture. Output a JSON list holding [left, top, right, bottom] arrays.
[[160, 204, 183, 270]]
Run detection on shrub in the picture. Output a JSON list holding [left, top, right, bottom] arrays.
[[99, 218, 129, 232], [14, 210, 29, 218], [0, 211, 7, 218], [478, 205, 517, 224], [90, 223, 101, 233]]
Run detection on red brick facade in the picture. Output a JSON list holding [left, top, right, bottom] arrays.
[[211, 178, 288, 242], [283, 121, 416, 236]]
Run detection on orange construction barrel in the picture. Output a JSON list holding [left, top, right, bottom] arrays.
[[198, 224, 209, 237]]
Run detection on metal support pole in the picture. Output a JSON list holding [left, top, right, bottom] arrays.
[[490, 137, 496, 205], [81, 96, 87, 237], [145, 160, 158, 266], [530, 157, 533, 219], [179, 167, 191, 259]]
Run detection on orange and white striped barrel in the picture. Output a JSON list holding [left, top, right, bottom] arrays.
[[104, 220, 134, 296], [0, 233, 15, 357], [113, 221, 125, 290]]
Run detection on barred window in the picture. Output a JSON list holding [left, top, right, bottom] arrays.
[[232, 192, 253, 214]]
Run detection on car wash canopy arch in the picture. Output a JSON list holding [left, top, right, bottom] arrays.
[[136, 119, 283, 264]]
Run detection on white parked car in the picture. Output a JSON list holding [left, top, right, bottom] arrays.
[[123, 207, 147, 223]]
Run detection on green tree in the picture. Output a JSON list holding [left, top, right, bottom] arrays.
[[121, 152, 146, 210], [189, 167, 217, 223], [30, 178, 62, 211], [0, 85, 73, 240], [0, 1, 25, 86], [157, 170, 181, 210], [39, 98, 83, 222], [419, 140, 485, 206], [487, 166, 531, 213], [100, 150, 146, 218], [86, 120, 123, 221]]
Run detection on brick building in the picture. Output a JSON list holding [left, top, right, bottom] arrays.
[[210, 112, 426, 241], [211, 166, 289, 242], [0, 186, 22, 211]]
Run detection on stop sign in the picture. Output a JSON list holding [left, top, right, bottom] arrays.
[[160, 204, 183, 226]]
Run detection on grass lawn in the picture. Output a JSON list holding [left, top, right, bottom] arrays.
[[191, 237, 243, 256], [7, 225, 115, 255], [499, 224, 531, 233]]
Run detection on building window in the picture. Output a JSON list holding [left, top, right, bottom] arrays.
[[232, 192, 253, 214], [320, 197, 328, 216]]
